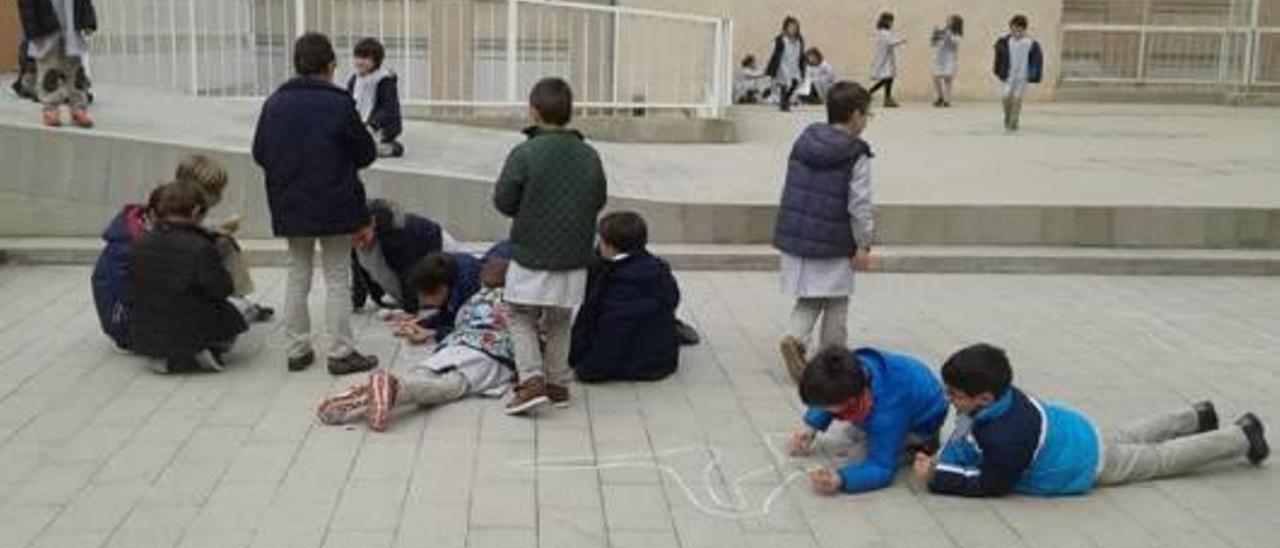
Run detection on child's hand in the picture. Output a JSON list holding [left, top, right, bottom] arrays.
[[788, 426, 816, 457], [851, 247, 872, 272], [404, 326, 435, 346], [219, 215, 242, 235], [913, 452, 937, 485], [808, 466, 842, 495]]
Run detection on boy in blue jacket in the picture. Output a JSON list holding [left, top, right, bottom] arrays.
[[393, 252, 481, 344], [916, 344, 1269, 497], [789, 346, 949, 494]]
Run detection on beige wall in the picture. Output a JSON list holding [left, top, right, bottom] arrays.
[[624, 0, 1065, 102], [0, 1, 19, 72]]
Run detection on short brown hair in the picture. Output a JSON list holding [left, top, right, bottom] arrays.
[[529, 77, 573, 126], [154, 180, 209, 220], [826, 81, 871, 124], [598, 211, 648, 253], [409, 253, 454, 294], [175, 155, 228, 205]]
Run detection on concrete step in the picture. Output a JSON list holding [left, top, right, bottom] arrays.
[[5, 238, 1280, 276]]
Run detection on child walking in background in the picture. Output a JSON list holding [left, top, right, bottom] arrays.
[[868, 12, 905, 108], [916, 344, 1270, 497], [347, 37, 404, 158], [993, 15, 1043, 131], [494, 78, 607, 415], [931, 15, 964, 107], [18, 0, 97, 127], [765, 16, 806, 112], [774, 81, 875, 383], [316, 258, 515, 432]]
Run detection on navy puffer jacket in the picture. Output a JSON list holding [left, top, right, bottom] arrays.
[[570, 251, 681, 382], [772, 123, 871, 258]]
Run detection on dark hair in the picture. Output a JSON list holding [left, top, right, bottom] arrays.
[[353, 37, 386, 69], [805, 47, 824, 64], [365, 198, 396, 228], [294, 32, 337, 76], [781, 16, 800, 35], [529, 77, 573, 126], [741, 54, 756, 68], [876, 12, 895, 30], [826, 81, 870, 124], [154, 180, 209, 219], [948, 15, 965, 36], [598, 211, 649, 253], [799, 347, 868, 407], [1010, 14, 1029, 29], [941, 343, 1014, 397], [409, 253, 455, 295]]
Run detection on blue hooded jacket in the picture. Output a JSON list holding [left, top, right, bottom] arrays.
[[91, 204, 148, 350], [930, 386, 1100, 497], [419, 252, 481, 339], [803, 348, 949, 493]]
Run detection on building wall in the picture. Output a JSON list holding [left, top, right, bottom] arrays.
[[0, 1, 20, 72], [623, 0, 1066, 102]]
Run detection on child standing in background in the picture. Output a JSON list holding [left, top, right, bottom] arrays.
[[801, 48, 836, 104], [993, 15, 1043, 131], [931, 15, 964, 107], [765, 16, 806, 112], [773, 82, 875, 383], [347, 37, 405, 157], [868, 12, 905, 108], [18, 0, 97, 127]]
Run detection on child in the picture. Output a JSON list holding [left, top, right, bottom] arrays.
[[773, 81, 874, 383], [316, 258, 515, 432], [915, 344, 1269, 497], [176, 155, 274, 323], [993, 15, 1043, 131], [801, 48, 836, 104], [789, 346, 949, 495], [570, 211, 681, 383], [18, 0, 96, 127], [352, 199, 460, 313], [392, 251, 482, 345], [733, 55, 767, 104], [868, 12, 906, 108], [765, 16, 805, 112], [129, 181, 247, 374], [346, 37, 404, 158], [493, 77, 607, 415], [931, 15, 964, 107], [12, 40, 39, 101], [91, 185, 160, 350], [254, 32, 379, 375]]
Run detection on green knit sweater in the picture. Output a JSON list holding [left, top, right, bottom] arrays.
[[493, 126, 608, 271]]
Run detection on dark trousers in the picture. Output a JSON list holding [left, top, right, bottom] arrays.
[[869, 78, 895, 103]]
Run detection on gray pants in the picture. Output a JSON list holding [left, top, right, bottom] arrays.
[[788, 297, 849, 351], [400, 368, 468, 407], [285, 236, 355, 359], [508, 304, 572, 385], [1001, 81, 1027, 130], [1096, 407, 1251, 486], [35, 37, 89, 107]]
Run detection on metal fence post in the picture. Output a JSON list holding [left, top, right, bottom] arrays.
[[507, 0, 520, 103], [611, 10, 621, 104], [711, 19, 724, 117], [188, 0, 199, 94], [295, 0, 307, 37], [1245, 0, 1260, 86]]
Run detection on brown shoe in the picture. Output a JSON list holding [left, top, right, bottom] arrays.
[[546, 383, 570, 408], [506, 376, 550, 416], [779, 336, 807, 383]]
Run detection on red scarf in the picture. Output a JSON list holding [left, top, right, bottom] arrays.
[[834, 392, 873, 424]]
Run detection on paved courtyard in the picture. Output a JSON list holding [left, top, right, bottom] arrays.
[[0, 265, 1277, 548]]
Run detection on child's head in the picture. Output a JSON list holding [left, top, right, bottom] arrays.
[[741, 55, 757, 69], [941, 343, 1013, 414], [175, 154, 228, 208], [529, 77, 573, 127], [948, 14, 965, 35], [781, 16, 800, 37], [597, 211, 648, 259], [409, 253, 455, 308], [153, 180, 209, 222], [1009, 15, 1029, 38], [294, 32, 337, 79], [355, 199, 395, 250], [804, 47, 824, 66], [353, 37, 386, 75], [876, 12, 895, 30], [799, 347, 868, 412], [480, 257, 510, 289], [826, 81, 871, 133]]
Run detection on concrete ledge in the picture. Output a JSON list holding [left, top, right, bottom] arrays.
[[6, 238, 1280, 276], [401, 104, 737, 143]]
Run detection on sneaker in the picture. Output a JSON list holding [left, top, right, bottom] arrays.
[[288, 350, 316, 372], [193, 350, 225, 372], [933, 98, 945, 107], [505, 376, 550, 416], [1193, 401, 1218, 433], [1236, 413, 1269, 466], [244, 303, 275, 323], [546, 383, 570, 409], [377, 142, 405, 158], [367, 371, 399, 432], [41, 106, 61, 127], [779, 336, 807, 383], [328, 351, 379, 376], [317, 384, 371, 425], [675, 320, 701, 346], [70, 106, 94, 128], [163, 356, 203, 374], [884, 99, 900, 108]]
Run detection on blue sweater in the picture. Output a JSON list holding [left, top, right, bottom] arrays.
[[803, 348, 949, 493], [930, 387, 1100, 497]]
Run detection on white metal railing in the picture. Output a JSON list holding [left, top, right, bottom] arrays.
[[89, 0, 734, 116], [1061, 0, 1280, 87]]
